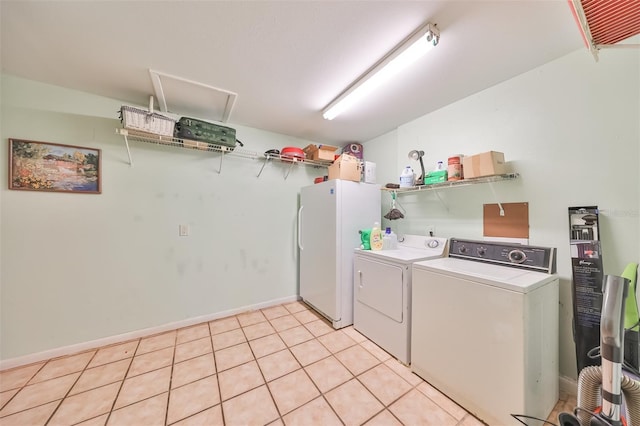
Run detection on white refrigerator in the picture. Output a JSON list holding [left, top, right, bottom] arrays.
[[298, 180, 381, 329]]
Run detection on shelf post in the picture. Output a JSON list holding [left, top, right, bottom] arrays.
[[487, 182, 505, 216], [123, 132, 134, 166]]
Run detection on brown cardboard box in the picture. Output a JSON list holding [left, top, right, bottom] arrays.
[[328, 154, 361, 182], [462, 151, 506, 178], [303, 144, 339, 161]]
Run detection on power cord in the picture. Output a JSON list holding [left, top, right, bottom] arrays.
[[511, 413, 558, 426]]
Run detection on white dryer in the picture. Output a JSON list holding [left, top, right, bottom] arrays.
[[353, 235, 448, 364], [411, 238, 559, 426]]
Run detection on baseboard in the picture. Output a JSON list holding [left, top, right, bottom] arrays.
[[559, 375, 578, 397], [0, 295, 300, 371]]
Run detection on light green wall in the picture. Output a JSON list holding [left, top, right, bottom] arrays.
[[364, 48, 640, 380], [1, 75, 322, 360]]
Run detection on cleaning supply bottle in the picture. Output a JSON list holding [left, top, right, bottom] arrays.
[[370, 222, 383, 251], [399, 166, 414, 188], [389, 229, 398, 249], [382, 228, 393, 250]]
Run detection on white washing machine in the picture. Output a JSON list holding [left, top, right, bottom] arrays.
[[353, 235, 448, 364], [411, 238, 559, 426]]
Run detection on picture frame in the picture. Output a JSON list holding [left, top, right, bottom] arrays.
[[8, 139, 101, 194]]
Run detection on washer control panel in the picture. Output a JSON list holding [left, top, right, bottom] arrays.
[[449, 238, 556, 273]]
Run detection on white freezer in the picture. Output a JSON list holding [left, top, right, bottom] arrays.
[[298, 180, 380, 328]]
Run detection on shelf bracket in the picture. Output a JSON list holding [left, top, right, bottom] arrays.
[[284, 161, 296, 180], [433, 189, 450, 212], [123, 131, 134, 167], [487, 182, 505, 216], [217, 151, 225, 174]]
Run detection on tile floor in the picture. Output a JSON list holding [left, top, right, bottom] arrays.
[[0, 301, 571, 426]]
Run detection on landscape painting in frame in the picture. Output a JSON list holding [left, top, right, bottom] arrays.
[[9, 139, 101, 194]]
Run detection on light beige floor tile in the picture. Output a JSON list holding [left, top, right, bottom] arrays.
[[416, 381, 467, 420], [283, 301, 308, 314], [211, 329, 246, 351], [268, 418, 284, 426], [256, 349, 300, 382], [171, 405, 223, 426], [304, 356, 353, 393], [364, 409, 402, 425], [317, 330, 357, 353], [167, 375, 220, 424], [48, 382, 120, 426], [107, 392, 167, 426], [137, 331, 176, 355], [171, 353, 215, 389], [222, 385, 279, 426], [335, 345, 380, 376], [209, 316, 240, 335], [249, 334, 287, 359], [278, 325, 314, 347], [389, 389, 457, 426], [0, 400, 58, 426], [0, 388, 19, 409], [384, 358, 424, 386], [29, 351, 95, 384], [174, 337, 212, 363], [359, 364, 412, 406], [290, 339, 331, 366], [176, 323, 210, 345], [0, 363, 44, 392], [360, 340, 392, 362], [215, 343, 254, 372], [76, 413, 108, 426], [268, 369, 319, 415], [325, 379, 384, 426], [304, 319, 334, 337], [88, 341, 138, 368], [458, 413, 486, 426], [282, 396, 341, 426], [218, 361, 264, 401], [70, 358, 130, 395], [237, 311, 267, 327], [243, 321, 276, 341], [127, 346, 174, 378], [292, 309, 320, 324], [0, 372, 80, 417], [270, 315, 301, 332], [342, 326, 368, 343], [261, 305, 290, 320], [115, 366, 171, 409]]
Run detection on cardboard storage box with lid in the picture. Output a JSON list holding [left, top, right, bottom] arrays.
[[462, 151, 507, 178], [328, 154, 361, 182], [303, 144, 339, 161]]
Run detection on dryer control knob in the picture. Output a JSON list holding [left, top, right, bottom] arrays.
[[458, 245, 467, 254], [508, 249, 526, 263], [477, 247, 486, 256], [427, 239, 439, 248]]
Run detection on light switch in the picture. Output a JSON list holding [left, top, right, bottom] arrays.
[[179, 224, 189, 236]]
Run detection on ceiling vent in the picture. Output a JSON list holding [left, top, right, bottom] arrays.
[[570, 0, 640, 60], [149, 69, 237, 123]]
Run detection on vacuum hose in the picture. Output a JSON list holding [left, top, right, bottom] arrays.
[[577, 366, 640, 426]]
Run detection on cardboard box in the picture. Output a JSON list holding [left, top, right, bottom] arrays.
[[303, 144, 339, 161], [328, 154, 362, 182], [462, 151, 506, 178]]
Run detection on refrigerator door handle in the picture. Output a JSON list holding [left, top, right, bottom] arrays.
[[298, 205, 304, 250], [358, 270, 363, 288]]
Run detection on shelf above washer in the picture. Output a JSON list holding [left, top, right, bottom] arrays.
[[382, 173, 519, 193]]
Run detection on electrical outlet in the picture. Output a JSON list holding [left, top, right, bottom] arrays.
[[426, 225, 436, 237], [179, 224, 189, 236]]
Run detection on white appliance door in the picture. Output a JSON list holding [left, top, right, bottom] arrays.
[[300, 181, 339, 321], [355, 256, 404, 322]]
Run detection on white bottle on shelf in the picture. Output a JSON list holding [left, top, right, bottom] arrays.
[[399, 166, 414, 188]]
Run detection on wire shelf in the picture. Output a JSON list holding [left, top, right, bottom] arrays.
[[382, 173, 520, 193]]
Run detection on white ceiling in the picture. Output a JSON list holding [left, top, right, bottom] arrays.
[[1, 1, 585, 144]]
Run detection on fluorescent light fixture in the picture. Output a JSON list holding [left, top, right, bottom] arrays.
[[323, 22, 440, 120]]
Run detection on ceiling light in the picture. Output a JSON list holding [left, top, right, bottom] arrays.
[[322, 22, 440, 121]]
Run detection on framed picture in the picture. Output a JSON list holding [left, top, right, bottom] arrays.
[[9, 139, 101, 194]]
